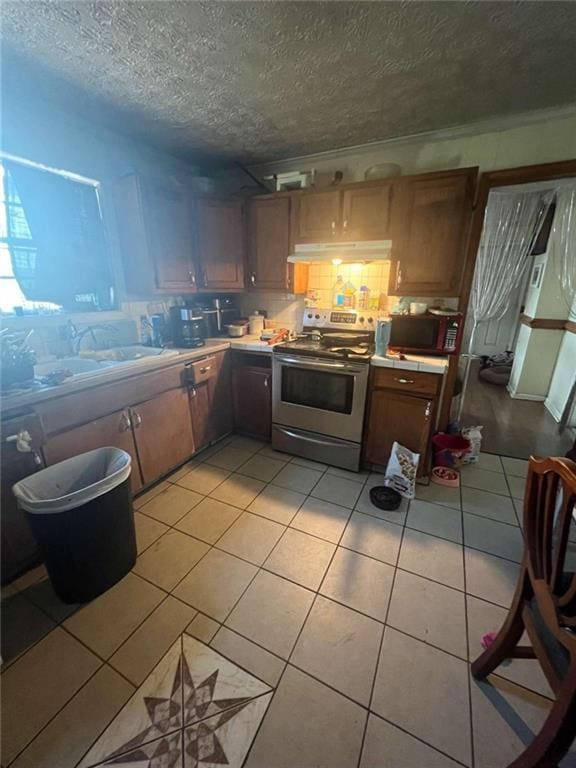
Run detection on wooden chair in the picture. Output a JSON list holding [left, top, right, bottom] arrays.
[[472, 456, 576, 768]]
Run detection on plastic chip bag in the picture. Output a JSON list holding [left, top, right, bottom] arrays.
[[461, 426, 483, 464], [384, 442, 420, 499]]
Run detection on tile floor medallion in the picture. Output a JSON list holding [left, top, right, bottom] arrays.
[[79, 635, 272, 768]]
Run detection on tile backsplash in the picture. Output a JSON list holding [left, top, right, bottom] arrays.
[[307, 262, 396, 312], [239, 293, 305, 332]]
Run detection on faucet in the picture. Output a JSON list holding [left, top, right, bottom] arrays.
[[72, 324, 118, 354]]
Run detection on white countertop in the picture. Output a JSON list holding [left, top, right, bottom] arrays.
[[206, 335, 276, 354], [370, 353, 448, 374]]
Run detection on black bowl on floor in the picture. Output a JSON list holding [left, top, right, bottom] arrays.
[[369, 486, 402, 511]]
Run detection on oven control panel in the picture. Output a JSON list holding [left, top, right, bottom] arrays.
[[302, 309, 380, 331]]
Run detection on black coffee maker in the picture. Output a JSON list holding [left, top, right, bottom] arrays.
[[169, 306, 205, 348]]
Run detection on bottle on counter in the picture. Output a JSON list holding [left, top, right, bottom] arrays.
[[332, 276, 345, 308], [357, 285, 370, 310], [342, 280, 356, 308]]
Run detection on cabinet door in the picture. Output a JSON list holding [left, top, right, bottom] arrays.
[[131, 388, 195, 484], [291, 189, 342, 243], [364, 390, 434, 474], [341, 184, 393, 241], [232, 367, 271, 439], [196, 198, 244, 290], [44, 409, 143, 493], [209, 351, 234, 441], [390, 170, 476, 295], [115, 174, 196, 294], [189, 382, 212, 451], [144, 179, 197, 291], [1, 417, 44, 583], [247, 196, 291, 290]]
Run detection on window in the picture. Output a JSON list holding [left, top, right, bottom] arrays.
[[0, 159, 113, 315], [0, 164, 60, 314]]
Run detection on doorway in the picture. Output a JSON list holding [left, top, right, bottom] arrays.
[[459, 170, 576, 460]]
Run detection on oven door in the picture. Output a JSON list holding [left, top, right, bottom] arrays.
[[272, 354, 369, 443]]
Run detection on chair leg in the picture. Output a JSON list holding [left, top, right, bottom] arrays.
[[507, 666, 576, 768], [471, 567, 532, 680]]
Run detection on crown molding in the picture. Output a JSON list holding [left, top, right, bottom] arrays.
[[250, 104, 576, 173]]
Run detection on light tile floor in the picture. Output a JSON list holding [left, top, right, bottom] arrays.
[[2, 437, 576, 768]]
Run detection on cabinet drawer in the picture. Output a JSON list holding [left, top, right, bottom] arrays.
[[371, 367, 441, 397], [186, 356, 217, 385]]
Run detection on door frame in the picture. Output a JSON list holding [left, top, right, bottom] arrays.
[[438, 159, 576, 430]]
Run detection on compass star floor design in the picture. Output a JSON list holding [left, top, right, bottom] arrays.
[[78, 635, 272, 768]]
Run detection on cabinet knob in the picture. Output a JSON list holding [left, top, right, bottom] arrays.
[[190, 387, 197, 398], [331, 221, 336, 235], [189, 271, 196, 286], [119, 411, 132, 432], [250, 273, 256, 286], [343, 219, 348, 231], [200, 366, 212, 374], [394, 377, 415, 385], [132, 410, 142, 428]]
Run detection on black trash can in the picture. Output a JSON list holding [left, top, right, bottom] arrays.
[[13, 447, 136, 604]]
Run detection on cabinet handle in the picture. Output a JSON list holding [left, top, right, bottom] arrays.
[[343, 219, 348, 231], [189, 270, 196, 286], [199, 366, 212, 374], [425, 401, 432, 418], [202, 271, 208, 288], [394, 377, 415, 384], [250, 273, 256, 286], [331, 221, 336, 235], [119, 411, 132, 432], [132, 410, 142, 428], [190, 387, 197, 398], [396, 262, 402, 287], [264, 376, 270, 388]]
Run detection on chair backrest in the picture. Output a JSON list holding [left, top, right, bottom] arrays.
[[522, 457, 576, 670]]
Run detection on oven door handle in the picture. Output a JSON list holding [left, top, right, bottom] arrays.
[[276, 427, 342, 447], [274, 355, 365, 373]]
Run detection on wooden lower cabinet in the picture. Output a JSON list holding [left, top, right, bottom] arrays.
[[1, 414, 44, 583], [188, 350, 233, 450], [44, 409, 143, 492], [131, 388, 195, 484], [364, 389, 436, 476], [232, 365, 271, 439], [189, 382, 212, 451]]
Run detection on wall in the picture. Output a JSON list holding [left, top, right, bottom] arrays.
[[247, 109, 576, 185], [509, 218, 571, 399], [545, 295, 576, 426]]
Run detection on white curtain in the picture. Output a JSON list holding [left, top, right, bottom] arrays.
[[552, 184, 576, 309], [458, 187, 552, 420]]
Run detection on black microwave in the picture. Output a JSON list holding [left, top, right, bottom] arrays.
[[388, 313, 463, 356]]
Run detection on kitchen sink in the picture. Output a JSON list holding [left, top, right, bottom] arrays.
[[80, 346, 180, 362], [34, 346, 180, 382]]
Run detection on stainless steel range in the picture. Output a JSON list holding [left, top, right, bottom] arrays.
[[272, 309, 379, 471]]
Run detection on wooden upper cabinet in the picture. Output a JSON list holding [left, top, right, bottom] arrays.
[[291, 189, 342, 243], [195, 197, 244, 291], [247, 196, 291, 290], [114, 174, 196, 295], [389, 168, 477, 296], [341, 184, 393, 241], [144, 179, 196, 291]]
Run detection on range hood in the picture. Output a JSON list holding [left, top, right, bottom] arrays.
[[288, 240, 392, 264]]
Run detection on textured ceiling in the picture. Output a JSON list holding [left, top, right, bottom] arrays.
[[2, 1, 576, 166]]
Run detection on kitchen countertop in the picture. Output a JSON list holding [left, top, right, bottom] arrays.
[[370, 353, 449, 374], [1, 340, 231, 413], [206, 335, 277, 354]]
